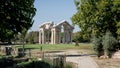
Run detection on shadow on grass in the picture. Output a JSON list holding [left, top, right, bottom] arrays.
[[45, 54, 97, 57], [45, 50, 64, 53]]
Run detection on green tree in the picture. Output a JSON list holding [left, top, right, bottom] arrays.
[[72, 0, 120, 58], [0, 0, 36, 42], [72, 0, 120, 38]]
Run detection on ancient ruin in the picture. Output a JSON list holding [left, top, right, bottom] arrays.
[[39, 20, 74, 44]]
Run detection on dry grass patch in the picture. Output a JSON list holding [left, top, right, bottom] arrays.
[[93, 57, 120, 68], [66, 62, 78, 68]]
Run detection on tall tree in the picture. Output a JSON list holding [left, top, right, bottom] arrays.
[[0, 0, 36, 42], [71, 0, 120, 38]]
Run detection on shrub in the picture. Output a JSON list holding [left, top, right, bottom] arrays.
[[65, 62, 72, 68], [102, 31, 118, 58], [16, 61, 33, 68], [33, 61, 51, 68], [16, 60, 51, 68], [0, 56, 14, 68], [92, 36, 103, 57]]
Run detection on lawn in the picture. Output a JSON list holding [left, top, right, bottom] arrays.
[[16, 43, 93, 51]]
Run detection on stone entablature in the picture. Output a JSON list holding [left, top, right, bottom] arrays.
[[39, 20, 74, 44]]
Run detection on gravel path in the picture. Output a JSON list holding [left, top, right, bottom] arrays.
[[66, 50, 99, 68]]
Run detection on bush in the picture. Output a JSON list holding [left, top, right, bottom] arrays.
[[33, 61, 51, 68], [102, 31, 118, 58], [16, 61, 33, 68], [92, 36, 103, 57], [0, 56, 14, 68], [65, 62, 72, 68], [16, 60, 51, 68]]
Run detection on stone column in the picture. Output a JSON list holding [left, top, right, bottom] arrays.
[[51, 30, 53, 44], [59, 30, 61, 43], [54, 29, 56, 44], [56, 30, 59, 44], [39, 30, 41, 44], [51, 29, 54, 44], [42, 31, 44, 44]]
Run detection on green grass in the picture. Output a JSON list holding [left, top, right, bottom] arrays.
[[16, 43, 93, 51]]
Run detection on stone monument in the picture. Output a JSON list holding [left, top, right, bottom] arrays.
[[39, 20, 74, 44]]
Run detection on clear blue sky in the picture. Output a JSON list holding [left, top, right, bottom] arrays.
[[31, 0, 80, 32]]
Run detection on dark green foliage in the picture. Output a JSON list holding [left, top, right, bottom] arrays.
[[0, 55, 71, 68], [92, 31, 118, 58], [0, 56, 14, 68], [16, 62, 33, 68], [16, 61, 51, 68], [72, 0, 120, 58], [102, 31, 118, 57], [73, 31, 90, 43], [92, 36, 103, 57], [0, 0, 36, 42]]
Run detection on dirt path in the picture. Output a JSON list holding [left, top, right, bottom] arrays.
[[65, 50, 99, 68], [66, 56, 99, 68], [45, 50, 99, 68]]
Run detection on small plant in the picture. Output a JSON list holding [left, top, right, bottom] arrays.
[[65, 62, 72, 68], [75, 41, 79, 46]]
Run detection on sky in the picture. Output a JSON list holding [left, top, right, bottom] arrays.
[[31, 0, 80, 32]]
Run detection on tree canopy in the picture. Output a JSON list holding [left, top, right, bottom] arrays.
[[0, 0, 36, 42], [71, 0, 120, 38]]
